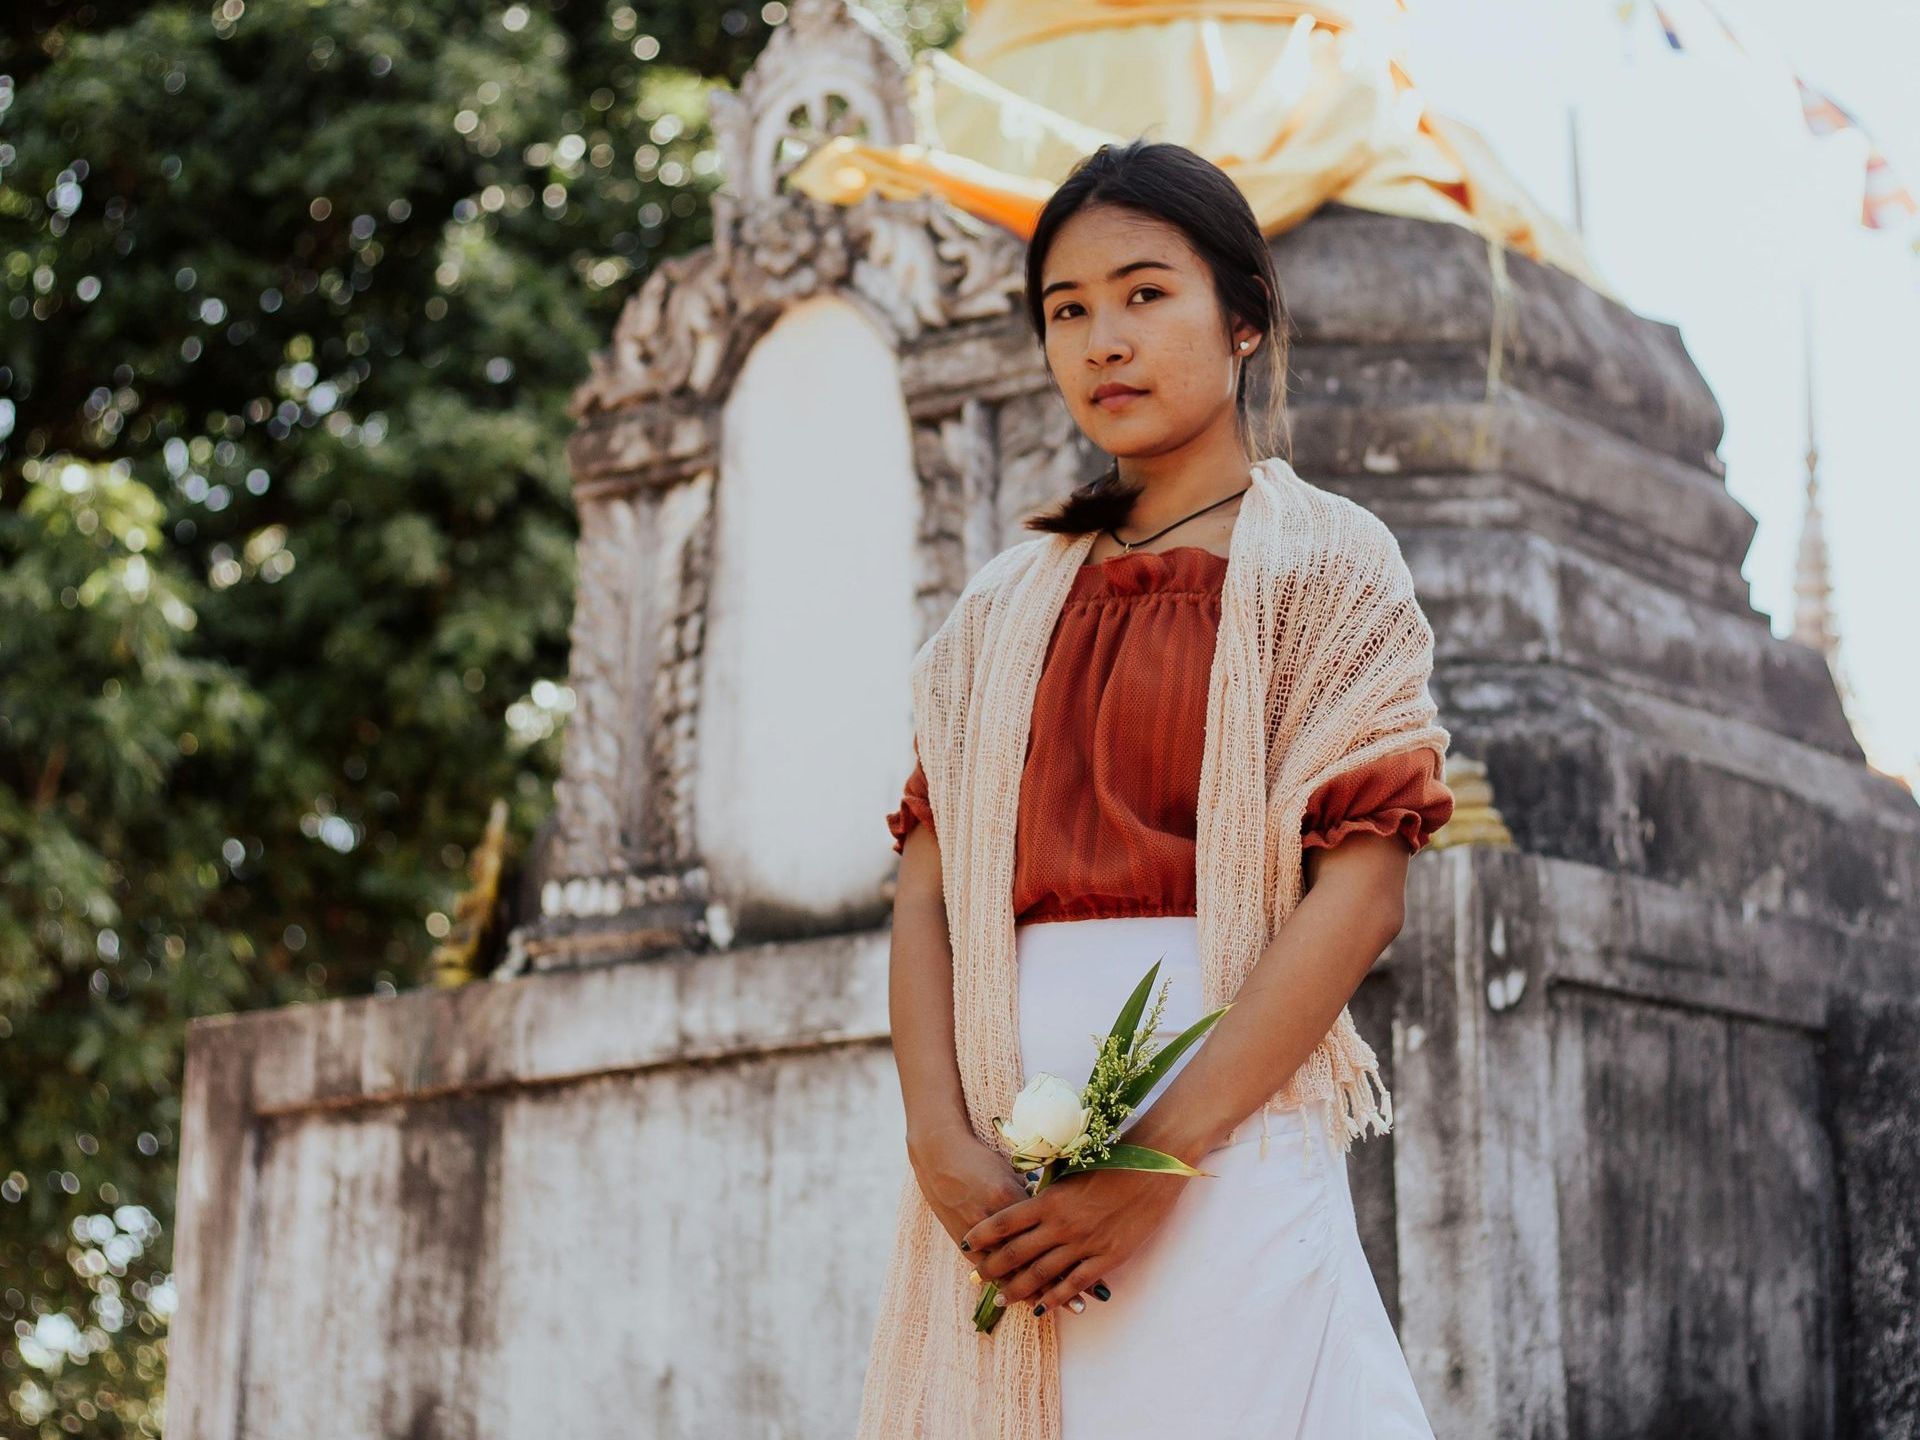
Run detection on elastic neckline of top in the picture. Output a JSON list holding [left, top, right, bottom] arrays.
[[1082, 543, 1229, 567]]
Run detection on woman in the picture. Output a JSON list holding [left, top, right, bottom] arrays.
[[866, 140, 1452, 1438]]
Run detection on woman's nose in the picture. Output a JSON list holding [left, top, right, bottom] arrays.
[[1085, 325, 1129, 365]]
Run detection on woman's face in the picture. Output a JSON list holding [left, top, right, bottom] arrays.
[[1038, 203, 1259, 458]]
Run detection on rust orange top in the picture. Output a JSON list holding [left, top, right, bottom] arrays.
[[886, 544, 1454, 925]]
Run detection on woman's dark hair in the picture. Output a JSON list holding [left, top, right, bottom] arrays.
[[1019, 139, 1292, 537]]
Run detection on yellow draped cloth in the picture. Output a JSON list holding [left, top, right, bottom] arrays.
[[787, 0, 1615, 301]]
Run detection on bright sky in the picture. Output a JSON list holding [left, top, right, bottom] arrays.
[[1400, 0, 1920, 790]]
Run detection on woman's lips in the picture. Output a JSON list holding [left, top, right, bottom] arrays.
[[1094, 389, 1147, 411]]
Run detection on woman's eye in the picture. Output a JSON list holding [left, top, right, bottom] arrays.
[[1051, 287, 1161, 322]]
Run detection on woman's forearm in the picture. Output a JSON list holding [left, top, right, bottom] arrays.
[[889, 827, 974, 1161], [1122, 833, 1410, 1166]]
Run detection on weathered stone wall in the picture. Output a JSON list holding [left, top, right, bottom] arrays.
[[169, 932, 905, 1439]]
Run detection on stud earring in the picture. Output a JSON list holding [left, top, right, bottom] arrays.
[[1238, 340, 1250, 350]]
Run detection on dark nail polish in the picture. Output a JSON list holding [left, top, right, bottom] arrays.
[[960, 1240, 970, 1251], [1033, 1303, 1046, 1315], [1092, 1283, 1111, 1301]]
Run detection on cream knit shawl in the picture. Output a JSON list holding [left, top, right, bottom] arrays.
[[858, 455, 1450, 1439]]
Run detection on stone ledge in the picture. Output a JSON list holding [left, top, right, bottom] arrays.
[[1411, 530, 1847, 748], [1406, 847, 1918, 1030], [1307, 388, 1758, 608], [183, 927, 896, 1117], [1277, 203, 1724, 468]]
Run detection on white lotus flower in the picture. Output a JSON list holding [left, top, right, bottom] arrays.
[[994, 1073, 1092, 1165]]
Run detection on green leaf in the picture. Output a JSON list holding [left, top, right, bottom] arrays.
[[1068, 1142, 1217, 1179], [1116, 1003, 1233, 1109], [1105, 956, 1164, 1054]]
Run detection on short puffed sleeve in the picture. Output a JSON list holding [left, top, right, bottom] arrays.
[[886, 738, 936, 854], [1301, 747, 1453, 856]]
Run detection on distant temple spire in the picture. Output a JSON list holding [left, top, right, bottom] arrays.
[[1790, 423, 1836, 657], [1789, 285, 1856, 715]]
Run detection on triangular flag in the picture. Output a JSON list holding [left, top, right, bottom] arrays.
[[1795, 74, 1859, 137], [1651, 3, 1685, 49], [1863, 150, 1919, 231]]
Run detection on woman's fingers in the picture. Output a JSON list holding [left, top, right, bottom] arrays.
[[975, 1228, 1067, 1297], [1031, 1257, 1107, 1316], [962, 1187, 1047, 1255], [990, 1239, 1081, 1306]]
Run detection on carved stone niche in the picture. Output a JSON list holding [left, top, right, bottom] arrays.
[[510, 0, 1099, 974]]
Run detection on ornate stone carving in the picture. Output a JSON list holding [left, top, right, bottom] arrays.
[[711, 0, 915, 206], [541, 0, 1043, 965], [847, 201, 951, 342], [569, 194, 1025, 420], [994, 387, 1102, 540], [639, 470, 717, 872], [924, 202, 1028, 324], [551, 493, 637, 880], [566, 246, 732, 418], [568, 2, 1026, 421], [908, 415, 974, 637], [937, 396, 1002, 584]]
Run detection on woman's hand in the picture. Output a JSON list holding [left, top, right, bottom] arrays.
[[962, 1165, 1187, 1316], [909, 1125, 1034, 1253]]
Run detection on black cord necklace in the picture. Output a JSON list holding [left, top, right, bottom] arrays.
[[1103, 482, 1251, 555]]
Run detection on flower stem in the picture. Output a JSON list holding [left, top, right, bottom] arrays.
[[974, 1281, 1006, 1332]]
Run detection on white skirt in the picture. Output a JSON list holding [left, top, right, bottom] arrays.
[[1015, 914, 1437, 1439]]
